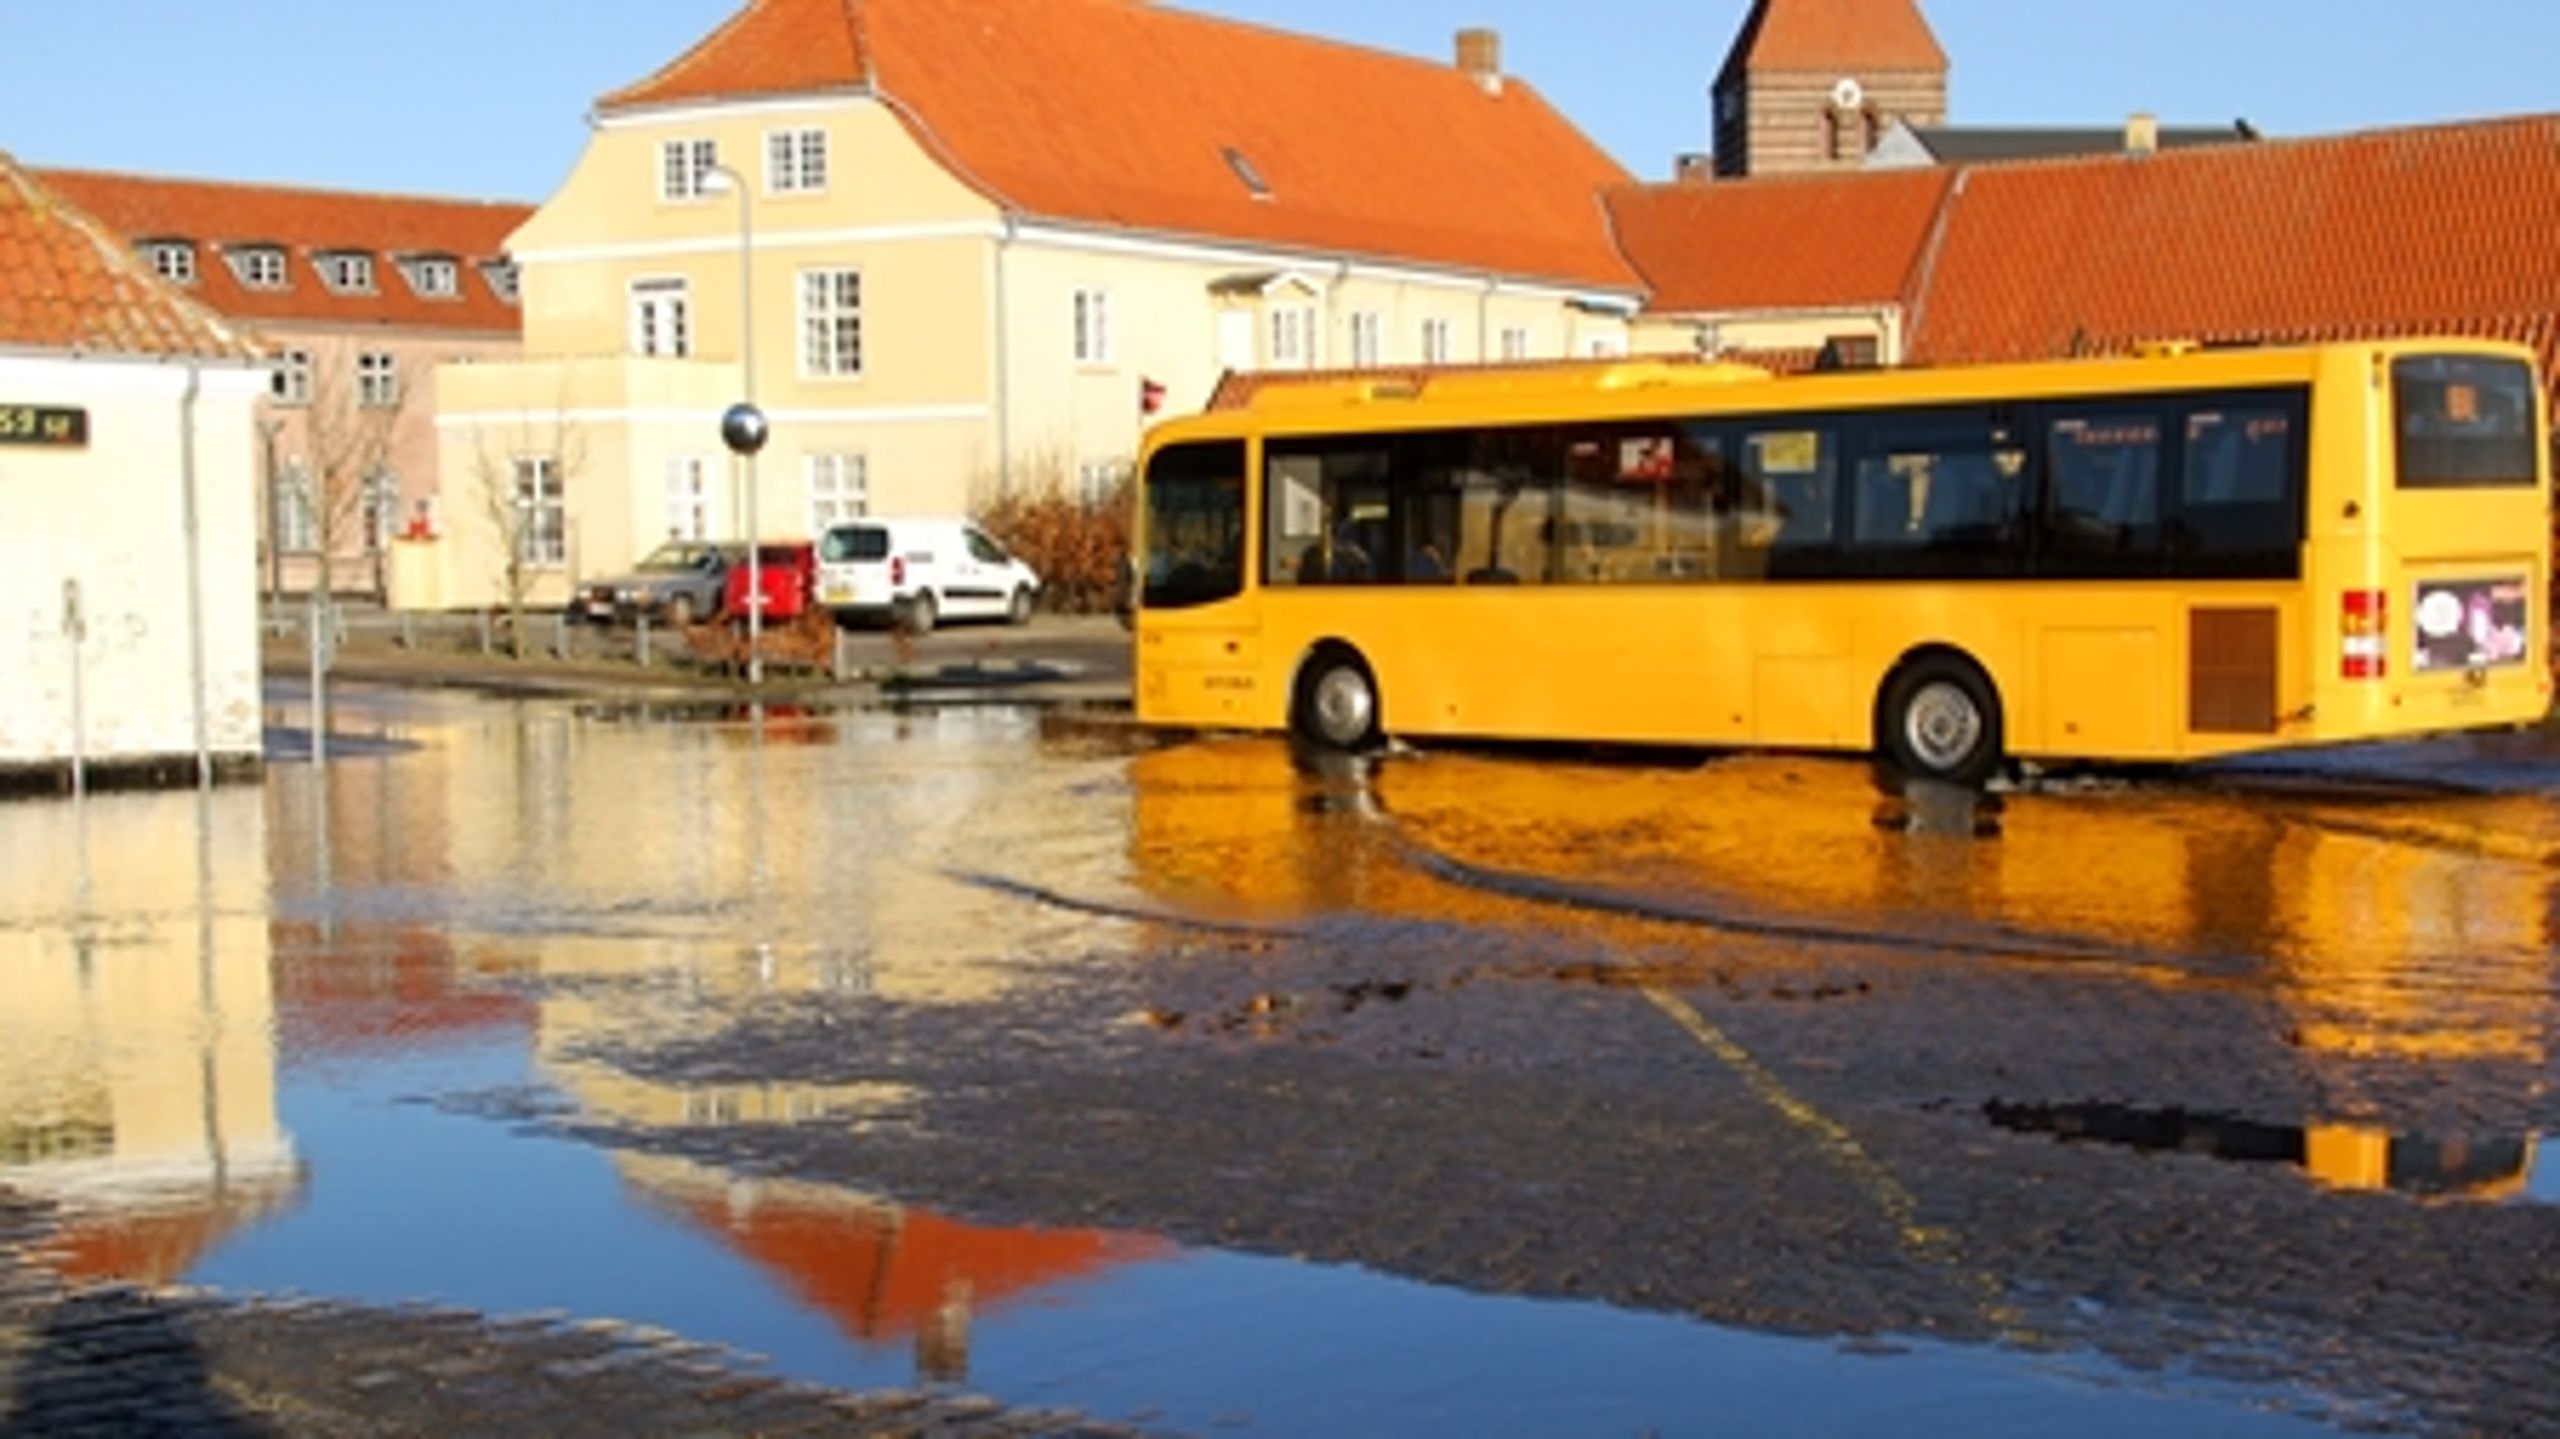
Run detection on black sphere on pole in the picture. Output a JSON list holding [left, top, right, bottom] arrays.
[[721, 402, 769, 457]]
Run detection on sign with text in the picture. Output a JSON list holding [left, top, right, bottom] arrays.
[[0, 404, 89, 448]]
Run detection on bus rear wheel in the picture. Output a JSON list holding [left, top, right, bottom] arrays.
[[1294, 650, 1381, 752], [1878, 655, 2003, 788]]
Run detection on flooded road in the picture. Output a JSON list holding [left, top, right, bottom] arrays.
[[1, 682, 2553, 1435]]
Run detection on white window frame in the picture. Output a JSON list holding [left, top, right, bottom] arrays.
[[273, 348, 313, 407], [765, 127, 828, 195], [357, 350, 400, 409], [665, 456, 714, 540], [362, 468, 399, 550], [1270, 304, 1316, 371], [319, 252, 376, 294], [273, 462, 317, 553], [799, 268, 864, 378], [512, 454, 566, 568], [233, 247, 288, 290], [407, 256, 460, 298], [1421, 317, 1453, 366], [146, 242, 196, 285], [482, 260, 520, 304], [1077, 459, 1129, 509], [1348, 311, 1384, 369], [1073, 287, 1113, 366], [629, 276, 693, 358], [1586, 333, 1627, 359], [1499, 325, 1532, 362], [660, 138, 719, 201], [806, 453, 867, 533]]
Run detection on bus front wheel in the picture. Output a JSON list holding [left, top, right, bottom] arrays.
[[1295, 650, 1382, 752], [1878, 655, 2003, 788]]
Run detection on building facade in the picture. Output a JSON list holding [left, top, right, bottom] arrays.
[[1711, 0, 1948, 179], [431, 0, 1644, 611], [0, 158, 269, 785], [39, 170, 529, 602]]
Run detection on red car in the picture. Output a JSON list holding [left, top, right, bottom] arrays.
[[721, 542, 817, 624]]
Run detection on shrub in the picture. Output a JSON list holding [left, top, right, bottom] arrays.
[[976, 480, 1130, 615]]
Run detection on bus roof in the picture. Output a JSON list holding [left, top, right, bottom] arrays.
[[1151, 336, 2539, 447]]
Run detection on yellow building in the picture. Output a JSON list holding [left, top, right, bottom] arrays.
[[432, 0, 1644, 609]]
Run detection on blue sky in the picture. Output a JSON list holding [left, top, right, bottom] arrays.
[[6, 2, 2554, 200]]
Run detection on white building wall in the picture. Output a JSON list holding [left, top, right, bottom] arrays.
[[0, 356, 266, 771]]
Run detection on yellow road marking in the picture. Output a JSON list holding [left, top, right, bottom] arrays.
[[1641, 984, 2033, 1342]]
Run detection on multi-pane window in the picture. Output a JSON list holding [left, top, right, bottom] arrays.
[[806, 453, 867, 532], [666, 456, 713, 540], [273, 463, 317, 553], [233, 247, 288, 289], [513, 455, 566, 567], [1348, 312, 1383, 369], [407, 257, 459, 298], [1270, 305, 1315, 370], [1499, 326, 1531, 362], [357, 351, 400, 409], [800, 269, 863, 376], [146, 242, 196, 285], [1073, 288, 1112, 365], [482, 260, 520, 304], [319, 253, 376, 293], [1421, 318, 1452, 365], [272, 348, 313, 406], [660, 138, 719, 200], [630, 278, 693, 358], [766, 127, 828, 193], [1078, 459, 1129, 509], [362, 469, 399, 549]]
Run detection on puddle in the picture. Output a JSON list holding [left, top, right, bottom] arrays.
[[1986, 1101, 2554, 1205]]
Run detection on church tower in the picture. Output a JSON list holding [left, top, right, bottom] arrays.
[[1711, 0, 1948, 178]]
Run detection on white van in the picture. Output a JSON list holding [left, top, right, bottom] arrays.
[[815, 517, 1041, 633]]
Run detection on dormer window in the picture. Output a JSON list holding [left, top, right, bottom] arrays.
[[317, 251, 377, 294], [481, 260, 520, 305], [143, 241, 196, 285], [230, 246, 289, 290], [1222, 146, 1272, 201], [402, 255, 461, 299]]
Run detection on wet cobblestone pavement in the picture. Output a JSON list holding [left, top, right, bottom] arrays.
[[2, 686, 2554, 1434], [0, 1193, 1131, 1437]]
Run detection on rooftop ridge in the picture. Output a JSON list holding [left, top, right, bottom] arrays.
[[29, 164, 535, 215]]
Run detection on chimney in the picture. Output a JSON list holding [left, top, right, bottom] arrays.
[[2125, 112, 2160, 155], [1455, 27, 1503, 96], [1674, 153, 1713, 184]]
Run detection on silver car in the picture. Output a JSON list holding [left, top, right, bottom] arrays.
[[574, 542, 740, 627]]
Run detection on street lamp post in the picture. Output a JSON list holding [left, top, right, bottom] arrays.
[[706, 161, 766, 686]]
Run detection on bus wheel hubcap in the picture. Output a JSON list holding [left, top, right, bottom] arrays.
[[1905, 683, 1982, 771], [1313, 667, 1374, 746]]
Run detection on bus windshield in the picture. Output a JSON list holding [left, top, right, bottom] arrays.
[[1142, 440, 1246, 609]]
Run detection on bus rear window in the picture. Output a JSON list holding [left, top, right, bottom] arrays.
[[1142, 440, 1246, 609], [2395, 355, 2539, 489]]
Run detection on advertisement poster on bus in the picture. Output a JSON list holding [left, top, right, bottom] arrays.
[[2411, 576, 2529, 672]]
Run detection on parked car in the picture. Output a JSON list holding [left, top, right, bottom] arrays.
[[722, 542, 819, 626], [816, 518, 1040, 633], [573, 541, 739, 627]]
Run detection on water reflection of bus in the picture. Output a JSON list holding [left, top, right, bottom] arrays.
[[1134, 342, 2550, 784]]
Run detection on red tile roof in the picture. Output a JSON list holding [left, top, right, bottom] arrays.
[[1605, 168, 1953, 313], [603, 0, 1641, 290], [35, 168, 532, 337], [1907, 114, 2560, 382], [0, 156, 256, 358], [1718, 0, 1948, 79]]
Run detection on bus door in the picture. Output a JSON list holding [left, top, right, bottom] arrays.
[[1135, 439, 1262, 728]]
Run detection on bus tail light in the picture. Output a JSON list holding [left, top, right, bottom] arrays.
[[2341, 589, 2388, 679]]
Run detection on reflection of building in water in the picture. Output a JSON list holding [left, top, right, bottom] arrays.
[[0, 790, 300, 1282], [620, 1155, 1167, 1384]]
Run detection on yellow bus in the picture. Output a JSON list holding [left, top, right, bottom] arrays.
[[1132, 340, 2552, 782]]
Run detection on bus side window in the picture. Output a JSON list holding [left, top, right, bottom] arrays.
[[2172, 397, 2305, 577], [2040, 410, 2166, 575], [1732, 425, 1839, 577]]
